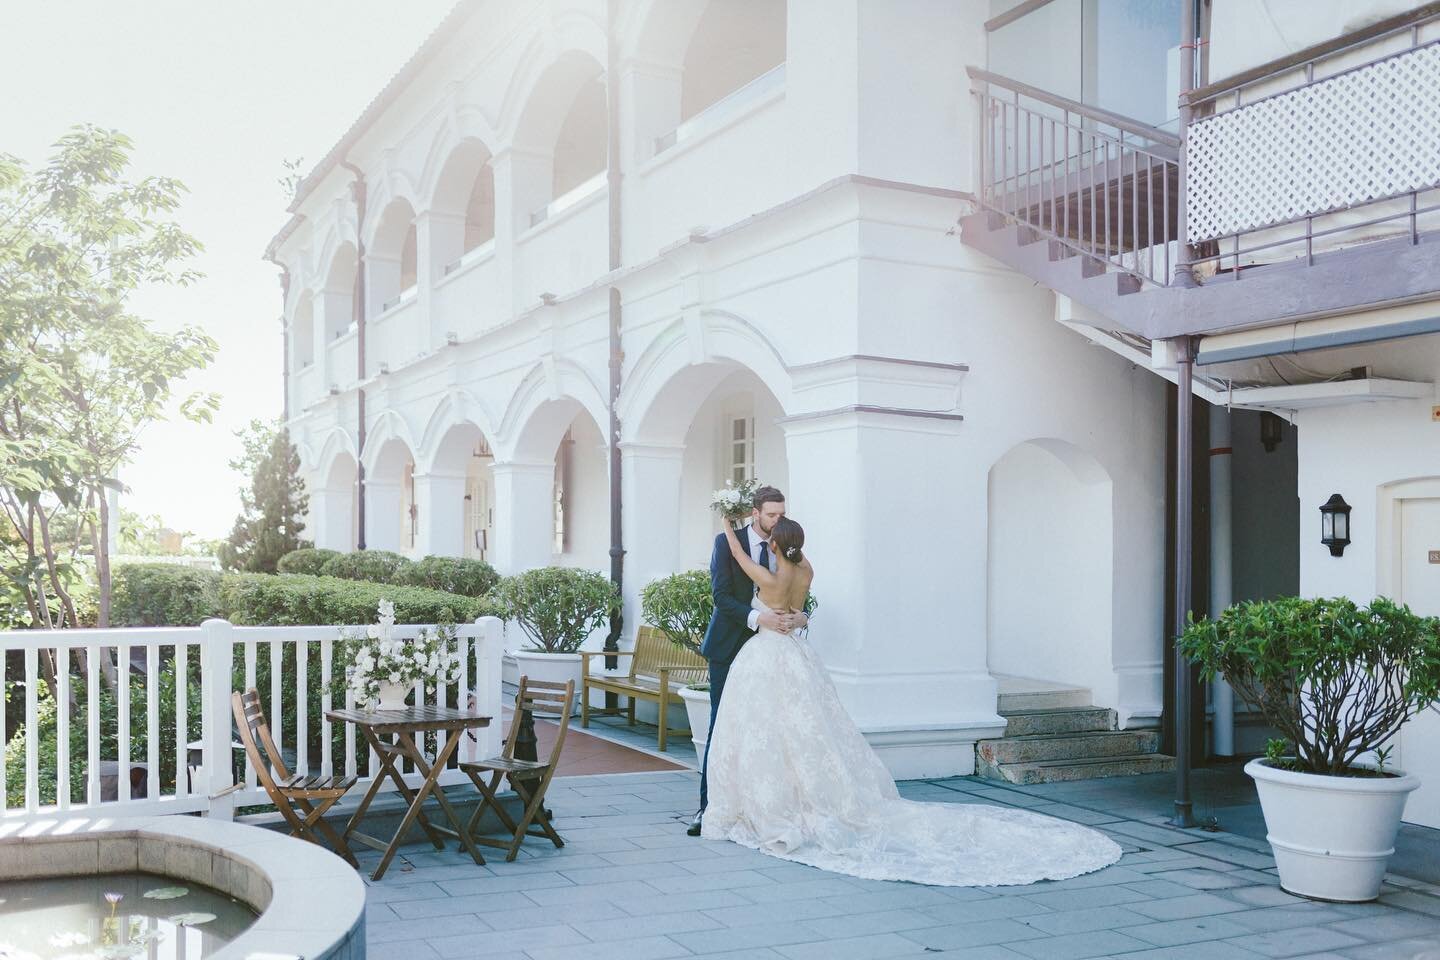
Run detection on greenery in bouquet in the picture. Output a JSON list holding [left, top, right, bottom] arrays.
[[343, 598, 462, 704], [710, 477, 762, 524]]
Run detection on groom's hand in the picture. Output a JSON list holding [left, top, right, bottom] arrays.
[[757, 609, 790, 633]]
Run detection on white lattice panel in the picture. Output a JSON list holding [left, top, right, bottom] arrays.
[[1186, 43, 1440, 243]]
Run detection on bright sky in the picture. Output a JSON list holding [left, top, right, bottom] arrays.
[[1, 1, 455, 540]]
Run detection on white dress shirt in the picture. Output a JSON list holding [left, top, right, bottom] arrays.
[[743, 523, 775, 632]]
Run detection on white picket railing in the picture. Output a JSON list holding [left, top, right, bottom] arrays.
[[0, 617, 505, 821]]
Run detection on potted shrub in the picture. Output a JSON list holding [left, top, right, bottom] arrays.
[[1179, 596, 1440, 901], [493, 567, 619, 717], [642, 570, 715, 751]]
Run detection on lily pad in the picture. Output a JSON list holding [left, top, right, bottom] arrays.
[[167, 911, 216, 926], [142, 885, 189, 900]]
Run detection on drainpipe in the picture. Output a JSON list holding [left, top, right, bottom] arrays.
[[1209, 404, 1235, 758], [342, 162, 369, 550], [1171, 334, 1198, 828], [1174, 0, 1201, 288], [279, 267, 291, 423], [603, 0, 625, 673]]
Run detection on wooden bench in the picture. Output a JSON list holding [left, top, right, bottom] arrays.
[[580, 627, 707, 751]]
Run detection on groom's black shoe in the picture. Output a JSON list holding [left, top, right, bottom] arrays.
[[687, 809, 703, 837]]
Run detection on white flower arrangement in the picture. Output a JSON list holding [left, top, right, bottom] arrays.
[[343, 599, 462, 705], [710, 477, 762, 524]]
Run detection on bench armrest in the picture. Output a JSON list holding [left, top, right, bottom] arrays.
[[577, 650, 635, 657]]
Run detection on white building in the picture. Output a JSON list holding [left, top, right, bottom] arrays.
[[269, 0, 1440, 823]]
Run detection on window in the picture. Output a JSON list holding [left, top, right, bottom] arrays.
[[728, 414, 755, 485], [403, 461, 417, 550], [553, 430, 572, 554]]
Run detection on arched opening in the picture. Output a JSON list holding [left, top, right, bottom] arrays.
[[507, 395, 610, 571], [464, 165, 496, 251], [679, 0, 786, 121], [366, 436, 417, 554], [313, 450, 358, 551], [429, 140, 496, 275], [291, 294, 315, 368], [368, 199, 418, 312], [987, 439, 1114, 700], [511, 50, 607, 224], [321, 244, 357, 343], [426, 421, 497, 562]]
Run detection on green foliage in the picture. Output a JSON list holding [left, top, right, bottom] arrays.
[[396, 555, 500, 597], [275, 547, 340, 576], [111, 563, 221, 626], [218, 574, 495, 627], [0, 126, 218, 631], [1179, 596, 1440, 776], [319, 550, 413, 585], [641, 571, 713, 656], [494, 567, 619, 654], [217, 422, 310, 574]]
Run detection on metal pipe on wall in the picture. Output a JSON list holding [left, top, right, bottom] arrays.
[[603, 0, 625, 673], [1172, 335, 1198, 828], [1209, 403, 1235, 758], [341, 162, 369, 550]]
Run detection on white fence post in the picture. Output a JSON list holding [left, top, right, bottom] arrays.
[[477, 616, 505, 761], [200, 618, 236, 820]]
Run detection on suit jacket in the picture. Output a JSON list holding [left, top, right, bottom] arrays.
[[699, 528, 757, 666]]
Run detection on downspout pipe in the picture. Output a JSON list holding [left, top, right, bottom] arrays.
[[279, 267, 291, 423], [1174, 0, 1200, 288], [1209, 404, 1235, 758], [341, 161, 369, 550], [1172, 335, 1198, 828], [604, 0, 625, 669]]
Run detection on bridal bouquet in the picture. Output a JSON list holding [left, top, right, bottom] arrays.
[[343, 599, 462, 705], [710, 477, 762, 524]]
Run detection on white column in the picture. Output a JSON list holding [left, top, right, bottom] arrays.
[[620, 442, 686, 633], [309, 483, 355, 551], [414, 470, 467, 558], [783, 410, 1003, 778], [491, 461, 555, 573], [365, 479, 404, 552], [491, 146, 552, 313], [1209, 404, 1235, 757], [415, 210, 465, 353]]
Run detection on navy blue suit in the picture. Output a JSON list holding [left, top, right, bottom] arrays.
[[698, 528, 758, 809]]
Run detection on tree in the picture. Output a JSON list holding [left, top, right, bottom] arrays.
[[0, 127, 217, 691], [217, 420, 310, 573]]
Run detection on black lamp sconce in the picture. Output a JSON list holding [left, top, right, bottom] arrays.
[[1320, 494, 1351, 557]]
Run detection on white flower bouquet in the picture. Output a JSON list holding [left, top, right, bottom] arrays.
[[710, 477, 762, 525], [343, 599, 462, 707]]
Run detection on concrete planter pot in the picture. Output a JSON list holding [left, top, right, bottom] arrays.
[[511, 650, 583, 717], [1245, 757, 1420, 902], [679, 685, 712, 755], [374, 680, 410, 710]]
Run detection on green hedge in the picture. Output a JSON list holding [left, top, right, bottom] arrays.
[[110, 563, 496, 628], [318, 550, 413, 584], [275, 547, 341, 576], [395, 556, 499, 597], [112, 564, 223, 626]]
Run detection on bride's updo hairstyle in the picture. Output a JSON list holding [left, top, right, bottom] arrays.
[[771, 517, 805, 564]]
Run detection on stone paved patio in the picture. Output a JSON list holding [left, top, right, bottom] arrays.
[[360, 768, 1440, 960]]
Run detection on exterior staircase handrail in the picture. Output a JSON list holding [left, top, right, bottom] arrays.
[[966, 66, 1180, 152]]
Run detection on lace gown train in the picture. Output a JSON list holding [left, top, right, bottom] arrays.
[[701, 602, 1123, 886]]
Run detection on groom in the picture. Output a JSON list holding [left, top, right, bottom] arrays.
[[689, 484, 807, 836]]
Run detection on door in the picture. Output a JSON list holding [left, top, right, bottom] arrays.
[[1398, 496, 1440, 828], [464, 474, 494, 562]]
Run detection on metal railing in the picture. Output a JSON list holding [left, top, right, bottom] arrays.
[[1, 618, 504, 821], [969, 67, 1182, 290]]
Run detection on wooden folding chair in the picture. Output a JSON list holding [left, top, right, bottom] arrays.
[[232, 688, 359, 867], [459, 676, 573, 862]]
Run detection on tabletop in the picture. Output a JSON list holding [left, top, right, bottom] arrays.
[[325, 704, 492, 733]]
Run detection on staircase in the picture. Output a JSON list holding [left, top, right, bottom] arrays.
[[976, 680, 1175, 784]]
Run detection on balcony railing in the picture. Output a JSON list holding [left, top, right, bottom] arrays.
[[654, 63, 787, 156], [1, 618, 504, 820], [380, 284, 418, 314], [443, 237, 495, 276], [529, 170, 607, 228]]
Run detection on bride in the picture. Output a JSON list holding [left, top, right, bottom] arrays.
[[700, 516, 1123, 886]]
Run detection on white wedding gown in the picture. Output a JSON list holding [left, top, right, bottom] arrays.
[[701, 600, 1124, 886]]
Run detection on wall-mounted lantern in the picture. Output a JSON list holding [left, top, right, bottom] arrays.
[[1260, 411, 1285, 452], [1320, 494, 1351, 557]]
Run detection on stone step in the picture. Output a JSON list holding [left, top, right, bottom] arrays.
[[977, 729, 1162, 766], [979, 753, 1177, 785], [1000, 706, 1116, 737], [996, 686, 1092, 712]]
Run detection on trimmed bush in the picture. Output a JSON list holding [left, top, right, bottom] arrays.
[[319, 549, 413, 584], [112, 563, 223, 627], [219, 573, 498, 627], [641, 570, 713, 656], [493, 567, 619, 654], [276, 547, 341, 576], [397, 556, 499, 597]]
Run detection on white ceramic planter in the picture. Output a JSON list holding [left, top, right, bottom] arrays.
[[1245, 757, 1420, 902], [679, 685, 712, 755], [375, 681, 410, 710], [511, 650, 583, 717]]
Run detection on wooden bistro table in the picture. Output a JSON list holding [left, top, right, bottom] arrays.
[[325, 704, 491, 880]]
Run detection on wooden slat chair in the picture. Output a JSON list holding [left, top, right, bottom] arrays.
[[580, 626, 707, 751], [459, 677, 573, 862], [232, 689, 359, 867]]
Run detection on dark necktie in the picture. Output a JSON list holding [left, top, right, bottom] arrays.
[[757, 540, 770, 573]]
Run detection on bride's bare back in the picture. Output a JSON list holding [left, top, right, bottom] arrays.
[[722, 521, 813, 615]]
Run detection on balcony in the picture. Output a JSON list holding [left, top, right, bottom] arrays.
[[434, 239, 500, 343], [292, 361, 320, 410], [515, 173, 608, 310], [367, 293, 418, 378], [327, 327, 358, 392], [960, 4, 1440, 341], [652, 63, 786, 156]]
